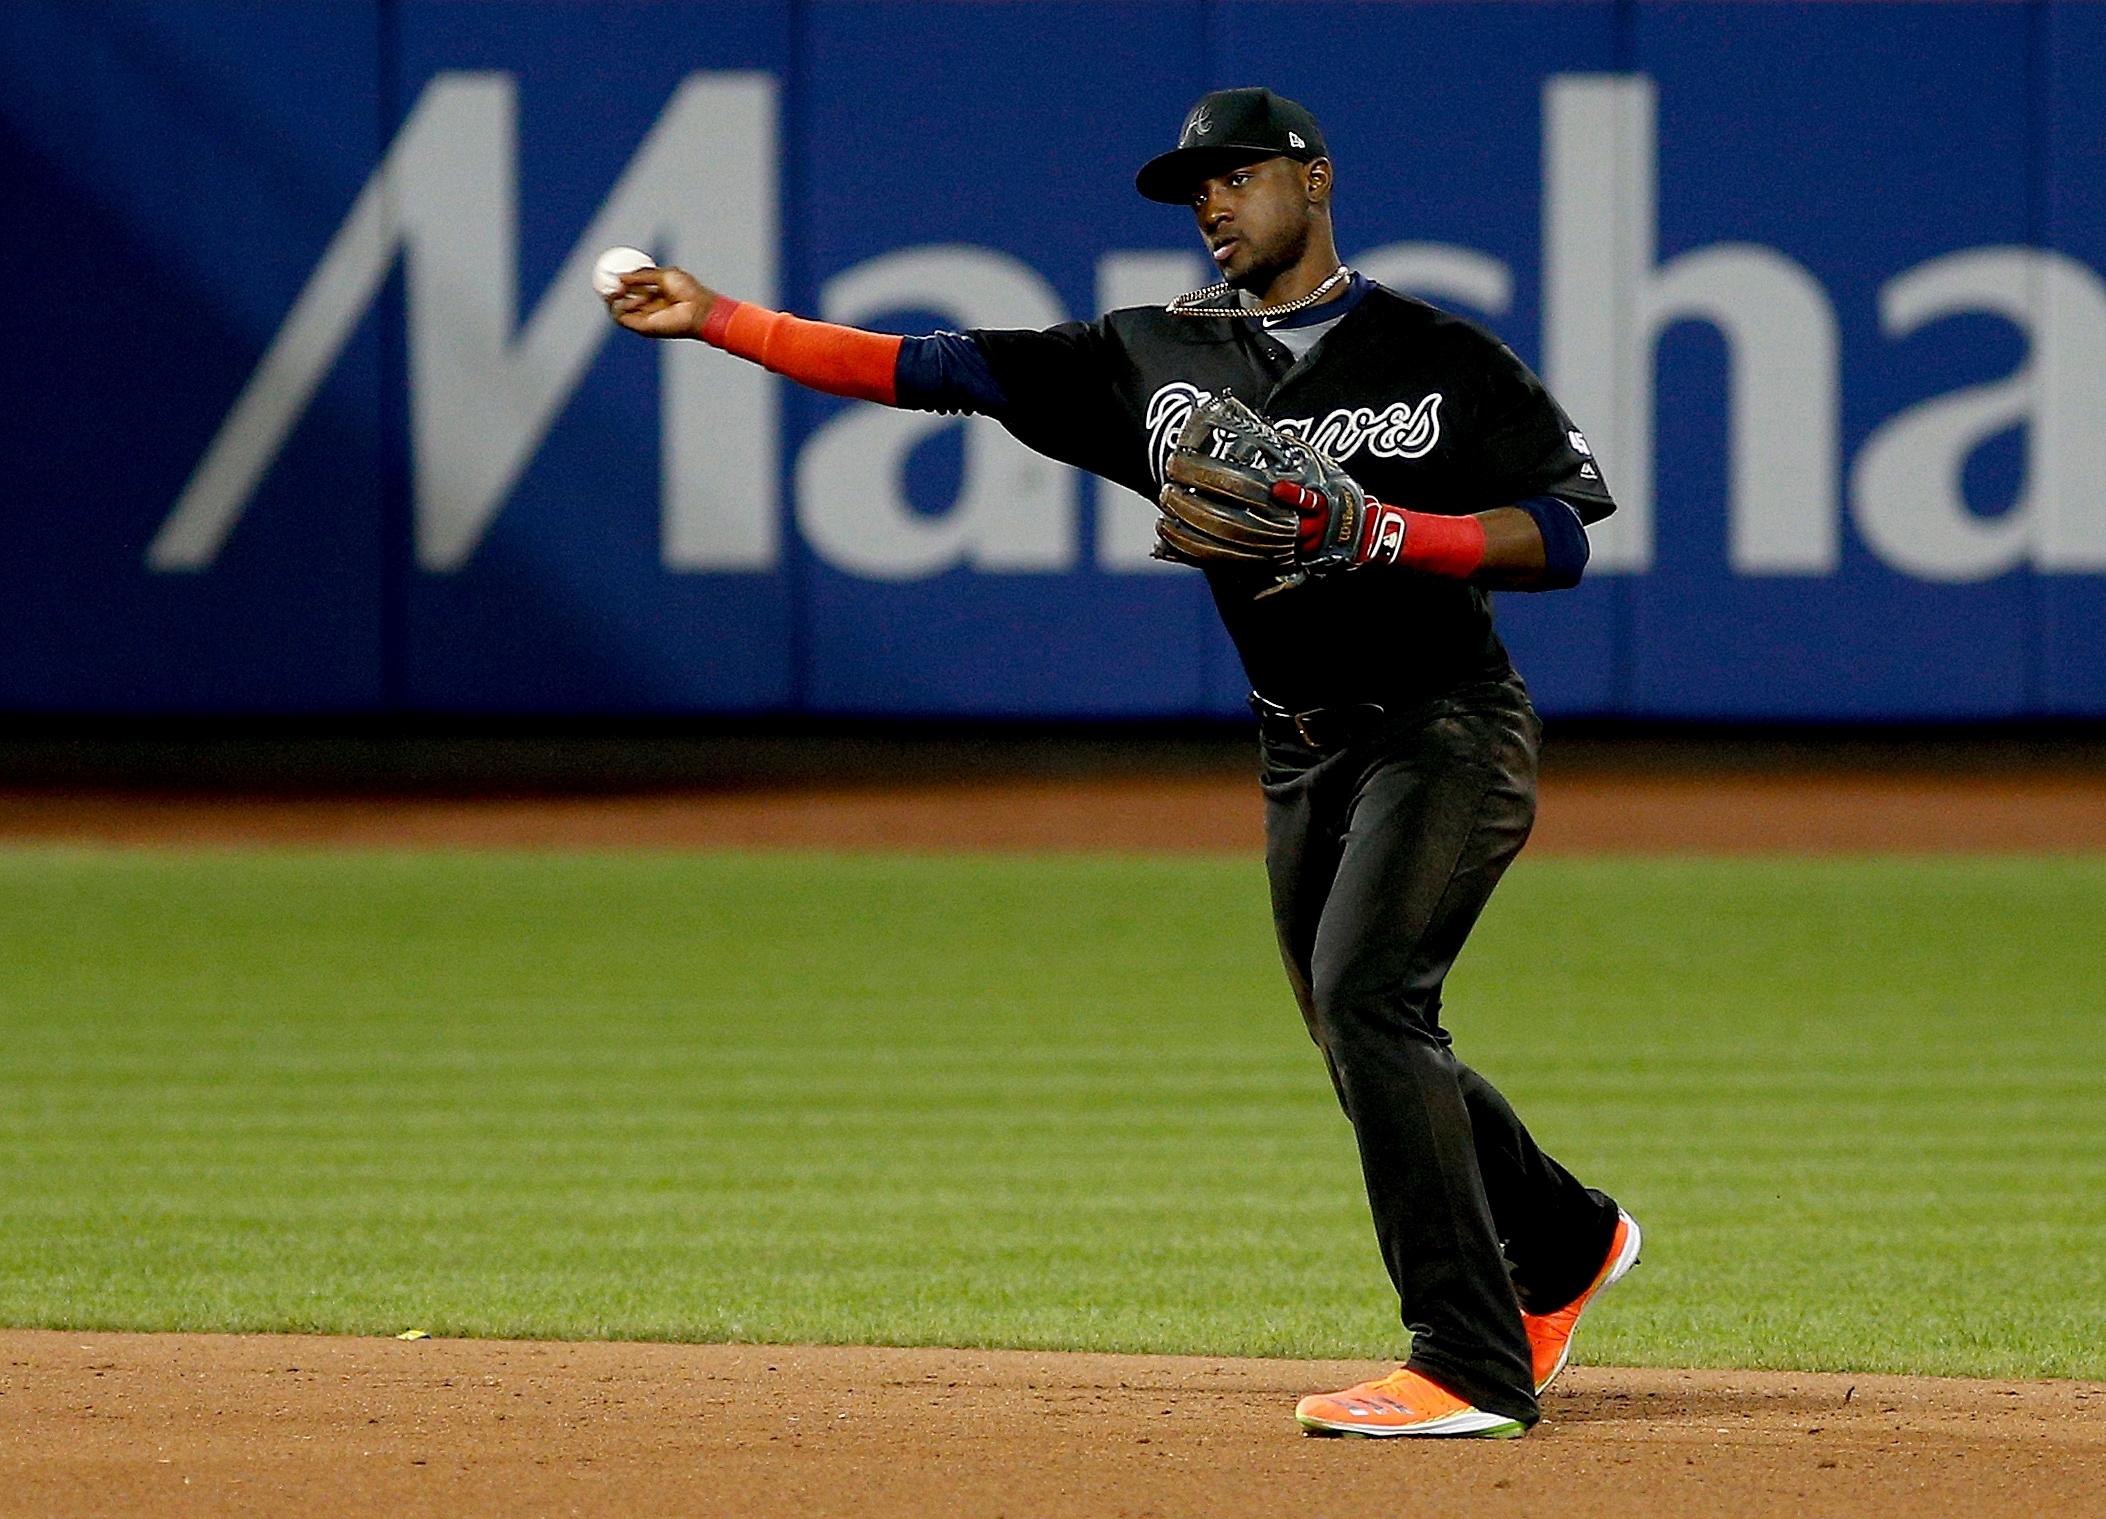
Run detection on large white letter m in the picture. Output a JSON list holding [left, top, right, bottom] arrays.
[[149, 71, 777, 573]]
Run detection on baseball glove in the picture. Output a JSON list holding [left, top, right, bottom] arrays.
[[1153, 394, 1378, 589]]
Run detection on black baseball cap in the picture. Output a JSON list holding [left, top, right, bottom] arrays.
[[1135, 87, 1329, 204]]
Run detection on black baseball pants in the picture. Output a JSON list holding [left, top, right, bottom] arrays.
[[1260, 674, 1621, 1426]]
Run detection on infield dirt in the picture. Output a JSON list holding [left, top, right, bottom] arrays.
[[3, 1332, 2101, 1518]]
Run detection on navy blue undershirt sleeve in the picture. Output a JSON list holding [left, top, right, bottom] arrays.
[[1514, 496, 1591, 590], [893, 332, 1008, 415]]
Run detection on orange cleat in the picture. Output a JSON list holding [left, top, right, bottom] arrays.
[[1525, 1207, 1643, 1394], [1294, 1366, 1527, 1439]]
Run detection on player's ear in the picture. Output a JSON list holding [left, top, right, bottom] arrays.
[[1304, 158, 1333, 204]]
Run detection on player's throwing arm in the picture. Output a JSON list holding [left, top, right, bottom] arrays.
[[603, 256, 905, 405]]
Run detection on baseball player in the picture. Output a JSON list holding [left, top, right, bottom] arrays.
[[609, 86, 1639, 1439]]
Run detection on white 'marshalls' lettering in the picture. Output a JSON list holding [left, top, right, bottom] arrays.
[[1147, 382, 1444, 483]]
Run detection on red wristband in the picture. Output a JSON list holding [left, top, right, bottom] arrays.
[[697, 297, 902, 405], [1365, 501, 1487, 579], [698, 295, 742, 347]]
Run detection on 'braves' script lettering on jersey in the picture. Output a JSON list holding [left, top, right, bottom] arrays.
[[1290, 394, 1445, 464], [1146, 382, 1444, 483], [1147, 383, 1217, 483]]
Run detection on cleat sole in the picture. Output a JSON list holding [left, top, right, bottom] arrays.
[[1296, 1410, 1527, 1439]]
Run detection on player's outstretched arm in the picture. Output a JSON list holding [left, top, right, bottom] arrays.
[[605, 264, 1117, 437], [605, 265, 905, 405]]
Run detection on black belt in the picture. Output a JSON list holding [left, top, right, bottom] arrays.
[[1250, 694, 1388, 750]]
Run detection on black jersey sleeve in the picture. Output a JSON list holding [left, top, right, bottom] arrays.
[[1454, 328, 1617, 525], [966, 320, 1141, 488]]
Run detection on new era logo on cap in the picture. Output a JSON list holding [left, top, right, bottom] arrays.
[[1288, 131, 1306, 148]]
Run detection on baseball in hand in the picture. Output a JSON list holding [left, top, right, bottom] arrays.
[[592, 246, 655, 298]]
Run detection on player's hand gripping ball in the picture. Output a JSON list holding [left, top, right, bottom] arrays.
[[1154, 394, 1403, 586], [591, 246, 655, 298]]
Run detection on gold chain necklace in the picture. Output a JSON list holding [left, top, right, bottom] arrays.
[[1166, 263, 1353, 320]]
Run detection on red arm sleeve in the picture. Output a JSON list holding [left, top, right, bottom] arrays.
[[699, 298, 902, 405], [1303, 486, 1488, 578], [1384, 505, 1488, 578]]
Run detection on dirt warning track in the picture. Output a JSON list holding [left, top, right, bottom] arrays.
[[5, 767, 2106, 853], [3, 1332, 2100, 1518]]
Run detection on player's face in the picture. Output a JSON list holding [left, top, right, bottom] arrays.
[[1189, 157, 1316, 290]]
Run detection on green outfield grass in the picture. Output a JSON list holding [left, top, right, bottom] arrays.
[[1, 846, 2101, 1379]]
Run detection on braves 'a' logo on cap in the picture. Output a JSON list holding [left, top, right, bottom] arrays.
[[1183, 107, 1213, 144]]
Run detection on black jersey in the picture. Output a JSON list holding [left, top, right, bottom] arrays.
[[965, 284, 1615, 711]]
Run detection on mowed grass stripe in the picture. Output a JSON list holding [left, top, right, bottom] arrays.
[[0, 849, 2099, 1377]]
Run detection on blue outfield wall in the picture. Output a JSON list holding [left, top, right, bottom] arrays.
[[5, 0, 2106, 720]]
